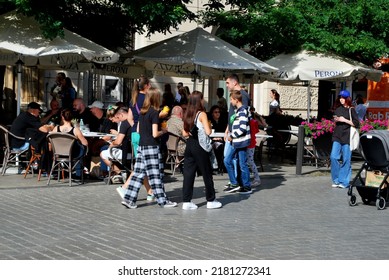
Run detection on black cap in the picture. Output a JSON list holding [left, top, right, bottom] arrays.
[[27, 102, 42, 112]]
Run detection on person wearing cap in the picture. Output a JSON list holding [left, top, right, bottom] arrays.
[[330, 90, 360, 189], [88, 101, 118, 159], [10, 102, 55, 174], [88, 101, 106, 130], [10, 102, 54, 150], [72, 98, 99, 132]]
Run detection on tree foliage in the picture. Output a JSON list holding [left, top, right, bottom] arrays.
[[3, 0, 197, 52], [200, 0, 389, 65], [1, 0, 388, 65]]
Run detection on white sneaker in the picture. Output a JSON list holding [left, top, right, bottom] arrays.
[[116, 186, 125, 199], [331, 183, 340, 188], [121, 200, 137, 209], [207, 200, 222, 209], [182, 201, 198, 210], [161, 200, 178, 208], [111, 174, 124, 184]]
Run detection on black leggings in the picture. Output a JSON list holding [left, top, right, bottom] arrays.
[[182, 137, 216, 202]]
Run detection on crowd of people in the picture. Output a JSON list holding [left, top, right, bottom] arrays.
[[22, 71, 367, 210], [9, 69, 362, 210]]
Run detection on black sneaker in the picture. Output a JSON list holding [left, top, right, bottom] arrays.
[[224, 184, 240, 193], [237, 187, 252, 194]]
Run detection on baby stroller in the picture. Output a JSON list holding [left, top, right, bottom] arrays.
[[348, 130, 389, 210]]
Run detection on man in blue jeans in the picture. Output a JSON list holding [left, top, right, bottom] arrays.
[[223, 74, 251, 192]]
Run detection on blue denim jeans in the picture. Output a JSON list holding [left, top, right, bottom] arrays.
[[330, 141, 352, 187], [224, 143, 251, 187], [100, 144, 109, 172], [73, 143, 87, 177], [13, 142, 30, 151], [224, 141, 237, 178]]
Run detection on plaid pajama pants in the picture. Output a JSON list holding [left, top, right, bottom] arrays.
[[124, 145, 167, 205]]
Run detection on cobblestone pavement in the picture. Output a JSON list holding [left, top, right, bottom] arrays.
[[1, 161, 389, 260]]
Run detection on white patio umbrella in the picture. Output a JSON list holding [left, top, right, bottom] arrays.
[[0, 10, 120, 114], [123, 27, 277, 88], [265, 50, 383, 119]]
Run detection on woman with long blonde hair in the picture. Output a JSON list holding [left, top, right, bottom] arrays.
[[121, 87, 177, 209]]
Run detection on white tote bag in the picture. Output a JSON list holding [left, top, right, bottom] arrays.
[[349, 109, 360, 151]]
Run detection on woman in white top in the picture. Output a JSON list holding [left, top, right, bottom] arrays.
[[269, 89, 280, 115]]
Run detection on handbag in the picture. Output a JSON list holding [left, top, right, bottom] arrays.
[[349, 108, 360, 151], [192, 112, 212, 152]]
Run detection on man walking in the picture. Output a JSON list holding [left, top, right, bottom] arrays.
[[223, 74, 251, 192]]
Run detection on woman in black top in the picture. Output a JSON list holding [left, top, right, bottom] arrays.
[[330, 90, 359, 189], [121, 88, 177, 209]]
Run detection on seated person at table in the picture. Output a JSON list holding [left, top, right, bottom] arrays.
[[41, 99, 62, 125], [10, 102, 54, 151], [208, 105, 227, 173], [88, 101, 110, 132], [51, 108, 88, 179], [72, 98, 99, 132], [100, 107, 131, 181], [98, 106, 121, 178], [209, 105, 228, 132], [166, 106, 187, 156], [87, 101, 118, 156]]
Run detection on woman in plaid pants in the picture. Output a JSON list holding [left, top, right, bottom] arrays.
[[121, 87, 177, 209]]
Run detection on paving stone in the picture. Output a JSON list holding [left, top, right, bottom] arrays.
[[1, 161, 389, 259]]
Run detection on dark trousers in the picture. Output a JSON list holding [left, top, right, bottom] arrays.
[[182, 137, 215, 202]]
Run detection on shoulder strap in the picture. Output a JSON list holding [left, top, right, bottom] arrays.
[[135, 103, 140, 114], [194, 111, 201, 124]]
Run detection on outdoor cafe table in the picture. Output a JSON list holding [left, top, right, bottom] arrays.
[[210, 132, 273, 139], [82, 131, 116, 138], [277, 129, 299, 136]]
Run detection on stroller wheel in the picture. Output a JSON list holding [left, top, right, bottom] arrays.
[[376, 197, 386, 210], [362, 197, 371, 205], [349, 195, 357, 206]]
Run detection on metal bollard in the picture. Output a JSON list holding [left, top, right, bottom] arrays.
[[296, 125, 305, 175]]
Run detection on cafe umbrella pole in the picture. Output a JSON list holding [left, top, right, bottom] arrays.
[[296, 125, 305, 175], [16, 59, 24, 116]]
